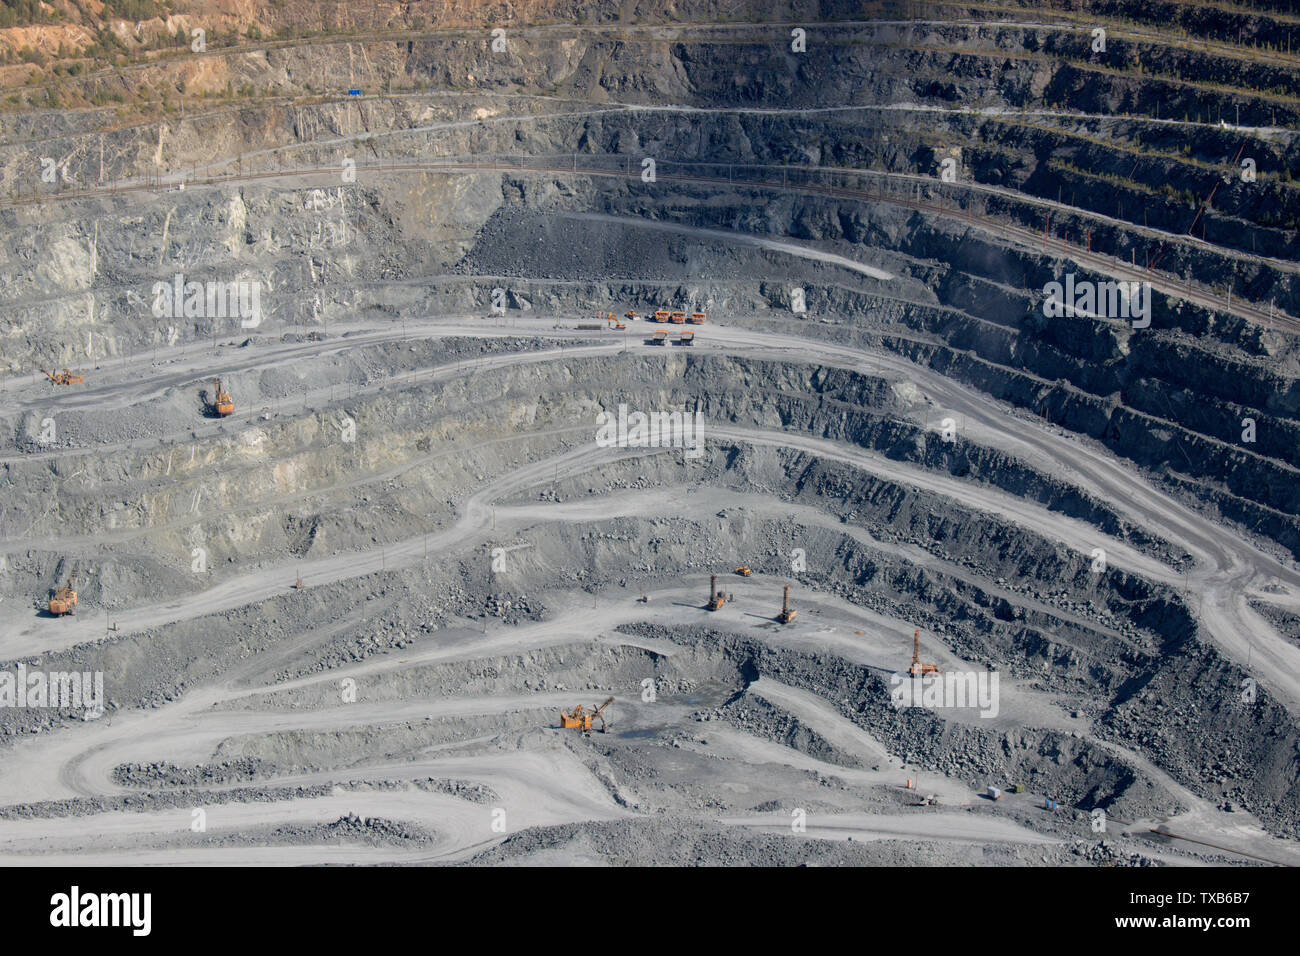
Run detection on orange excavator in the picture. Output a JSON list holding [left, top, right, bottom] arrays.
[[211, 378, 234, 417], [777, 585, 796, 624], [48, 572, 78, 616], [560, 696, 614, 732], [606, 312, 626, 330], [42, 368, 84, 385], [707, 574, 725, 611], [908, 628, 940, 676], [624, 310, 640, 321], [735, 566, 753, 576]]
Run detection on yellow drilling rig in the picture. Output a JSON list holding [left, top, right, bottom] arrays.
[[908, 628, 940, 676], [777, 584, 796, 624], [210, 378, 234, 417], [707, 574, 726, 611]]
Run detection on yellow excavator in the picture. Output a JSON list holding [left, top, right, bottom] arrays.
[[560, 696, 614, 733], [48, 572, 78, 616], [42, 368, 84, 385]]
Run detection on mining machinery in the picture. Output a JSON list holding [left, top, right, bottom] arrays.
[[48, 572, 78, 616], [777, 585, 796, 624], [211, 378, 234, 417], [707, 575, 725, 611], [908, 628, 940, 676], [560, 696, 614, 733], [42, 369, 84, 385]]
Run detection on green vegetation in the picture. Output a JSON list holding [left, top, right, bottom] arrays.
[[0, 0, 56, 28], [82, 26, 128, 62], [101, 1, 166, 20]]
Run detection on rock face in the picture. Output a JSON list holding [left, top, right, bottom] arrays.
[[0, 0, 1297, 868], [3, 12, 1296, 559]]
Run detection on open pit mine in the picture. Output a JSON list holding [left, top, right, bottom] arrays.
[[0, 0, 1298, 877]]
